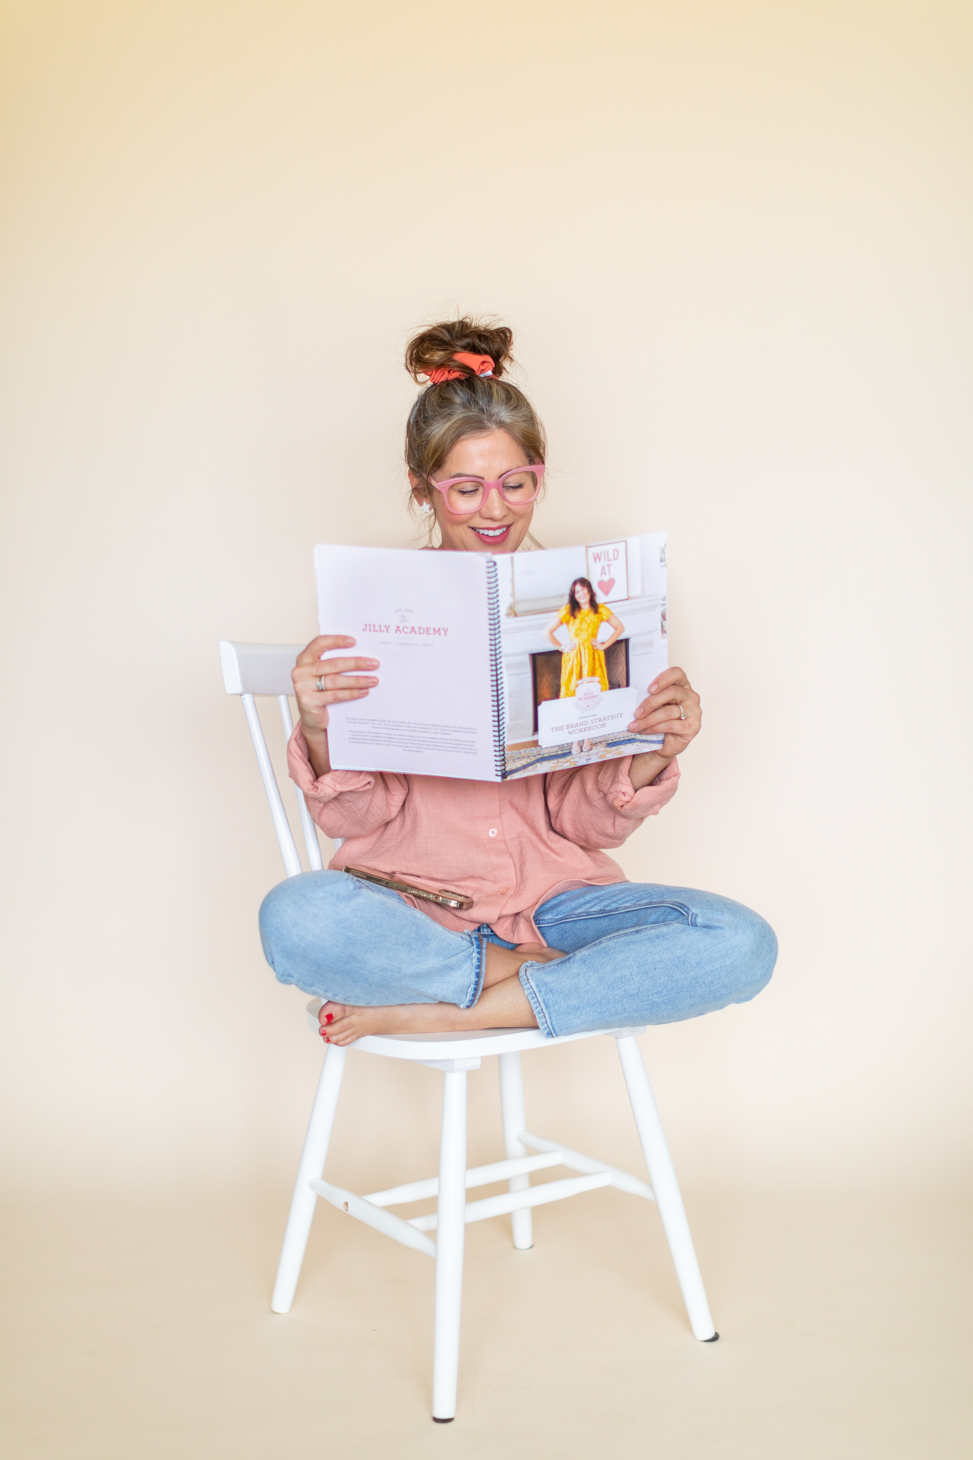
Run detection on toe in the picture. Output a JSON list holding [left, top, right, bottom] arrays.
[[318, 1001, 345, 1029], [325, 1018, 359, 1046]]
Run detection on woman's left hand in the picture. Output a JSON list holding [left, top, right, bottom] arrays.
[[628, 666, 702, 759]]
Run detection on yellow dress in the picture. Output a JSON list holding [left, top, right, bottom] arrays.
[[558, 603, 612, 697]]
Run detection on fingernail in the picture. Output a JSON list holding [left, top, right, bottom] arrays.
[[649, 683, 658, 693], [366, 660, 379, 668]]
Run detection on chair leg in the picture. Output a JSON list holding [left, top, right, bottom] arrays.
[[498, 1051, 533, 1250], [271, 1043, 347, 1314], [615, 1035, 718, 1341], [431, 1069, 468, 1422]]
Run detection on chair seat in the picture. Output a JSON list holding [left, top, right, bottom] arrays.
[[305, 999, 645, 1062]]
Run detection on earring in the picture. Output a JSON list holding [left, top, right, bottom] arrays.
[[420, 501, 432, 515]]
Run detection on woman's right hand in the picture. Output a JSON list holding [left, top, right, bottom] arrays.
[[292, 635, 379, 744]]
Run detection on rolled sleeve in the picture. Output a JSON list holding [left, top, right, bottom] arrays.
[[287, 726, 409, 838], [545, 756, 680, 849]]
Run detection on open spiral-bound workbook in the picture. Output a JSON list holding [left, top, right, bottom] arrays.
[[315, 533, 667, 781]]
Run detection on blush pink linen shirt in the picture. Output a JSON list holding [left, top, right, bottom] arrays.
[[288, 726, 680, 945]]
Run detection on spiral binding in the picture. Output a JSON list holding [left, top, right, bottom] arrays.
[[485, 557, 507, 779]]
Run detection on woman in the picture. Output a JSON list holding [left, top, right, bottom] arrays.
[[546, 578, 624, 753], [259, 318, 777, 1047]]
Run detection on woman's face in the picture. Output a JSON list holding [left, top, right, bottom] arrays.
[[411, 428, 537, 553], [575, 582, 591, 608]]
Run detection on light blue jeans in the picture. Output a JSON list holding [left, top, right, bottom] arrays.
[[259, 871, 777, 1039]]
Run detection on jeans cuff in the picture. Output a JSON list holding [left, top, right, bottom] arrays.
[[518, 964, 556, 1038], [463, 932, 487, 1010]]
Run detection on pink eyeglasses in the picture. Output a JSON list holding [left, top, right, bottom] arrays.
[[428, 463, 546, 516]]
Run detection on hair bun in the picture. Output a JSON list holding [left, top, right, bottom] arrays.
[[405, 316, 514, 383]]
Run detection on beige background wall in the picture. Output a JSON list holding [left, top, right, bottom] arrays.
[[1, 0, 970, 1199]]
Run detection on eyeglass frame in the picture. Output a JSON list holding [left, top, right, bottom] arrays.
[[425, 463, 547, 516]]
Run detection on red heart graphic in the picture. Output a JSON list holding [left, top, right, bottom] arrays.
[[597, 577, 615, 596]]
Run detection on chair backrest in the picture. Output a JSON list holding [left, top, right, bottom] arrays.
[[219, 640, 325, 879]]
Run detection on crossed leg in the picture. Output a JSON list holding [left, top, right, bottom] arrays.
[[318, 942, 565, 1046]]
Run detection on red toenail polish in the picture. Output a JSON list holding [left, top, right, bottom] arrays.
[[325, 1012, 334, 1023]]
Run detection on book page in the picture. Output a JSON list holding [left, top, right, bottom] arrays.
[[493, 533, 668, 780], [314, 545, 500, 781]]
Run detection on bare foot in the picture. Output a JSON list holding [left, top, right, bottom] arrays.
[[317, 999, 460, 1046], [482, 940, 566, 989], [317, 943, 566, 1045], [512, 942, 565, 965]]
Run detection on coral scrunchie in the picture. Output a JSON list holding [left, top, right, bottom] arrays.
[[425, 352, 495, 384]]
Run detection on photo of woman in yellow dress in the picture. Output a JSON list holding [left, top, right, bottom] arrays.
[[546, 577, 625, 753]]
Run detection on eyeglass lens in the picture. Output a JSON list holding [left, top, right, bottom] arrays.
[[443, 469, 541, 514]]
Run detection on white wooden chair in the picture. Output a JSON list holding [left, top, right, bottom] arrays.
[[220, 639, 719, 1423]]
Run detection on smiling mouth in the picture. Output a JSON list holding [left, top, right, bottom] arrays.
[[470, 524, 512, 540]]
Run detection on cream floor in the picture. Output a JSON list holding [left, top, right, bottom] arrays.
[[1, 1186, 969, 1459]]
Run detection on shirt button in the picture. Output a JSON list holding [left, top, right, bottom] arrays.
[[488, 828, 498, 837]]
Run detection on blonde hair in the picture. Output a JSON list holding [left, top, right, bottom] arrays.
[[404, 318, 547, 492]]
